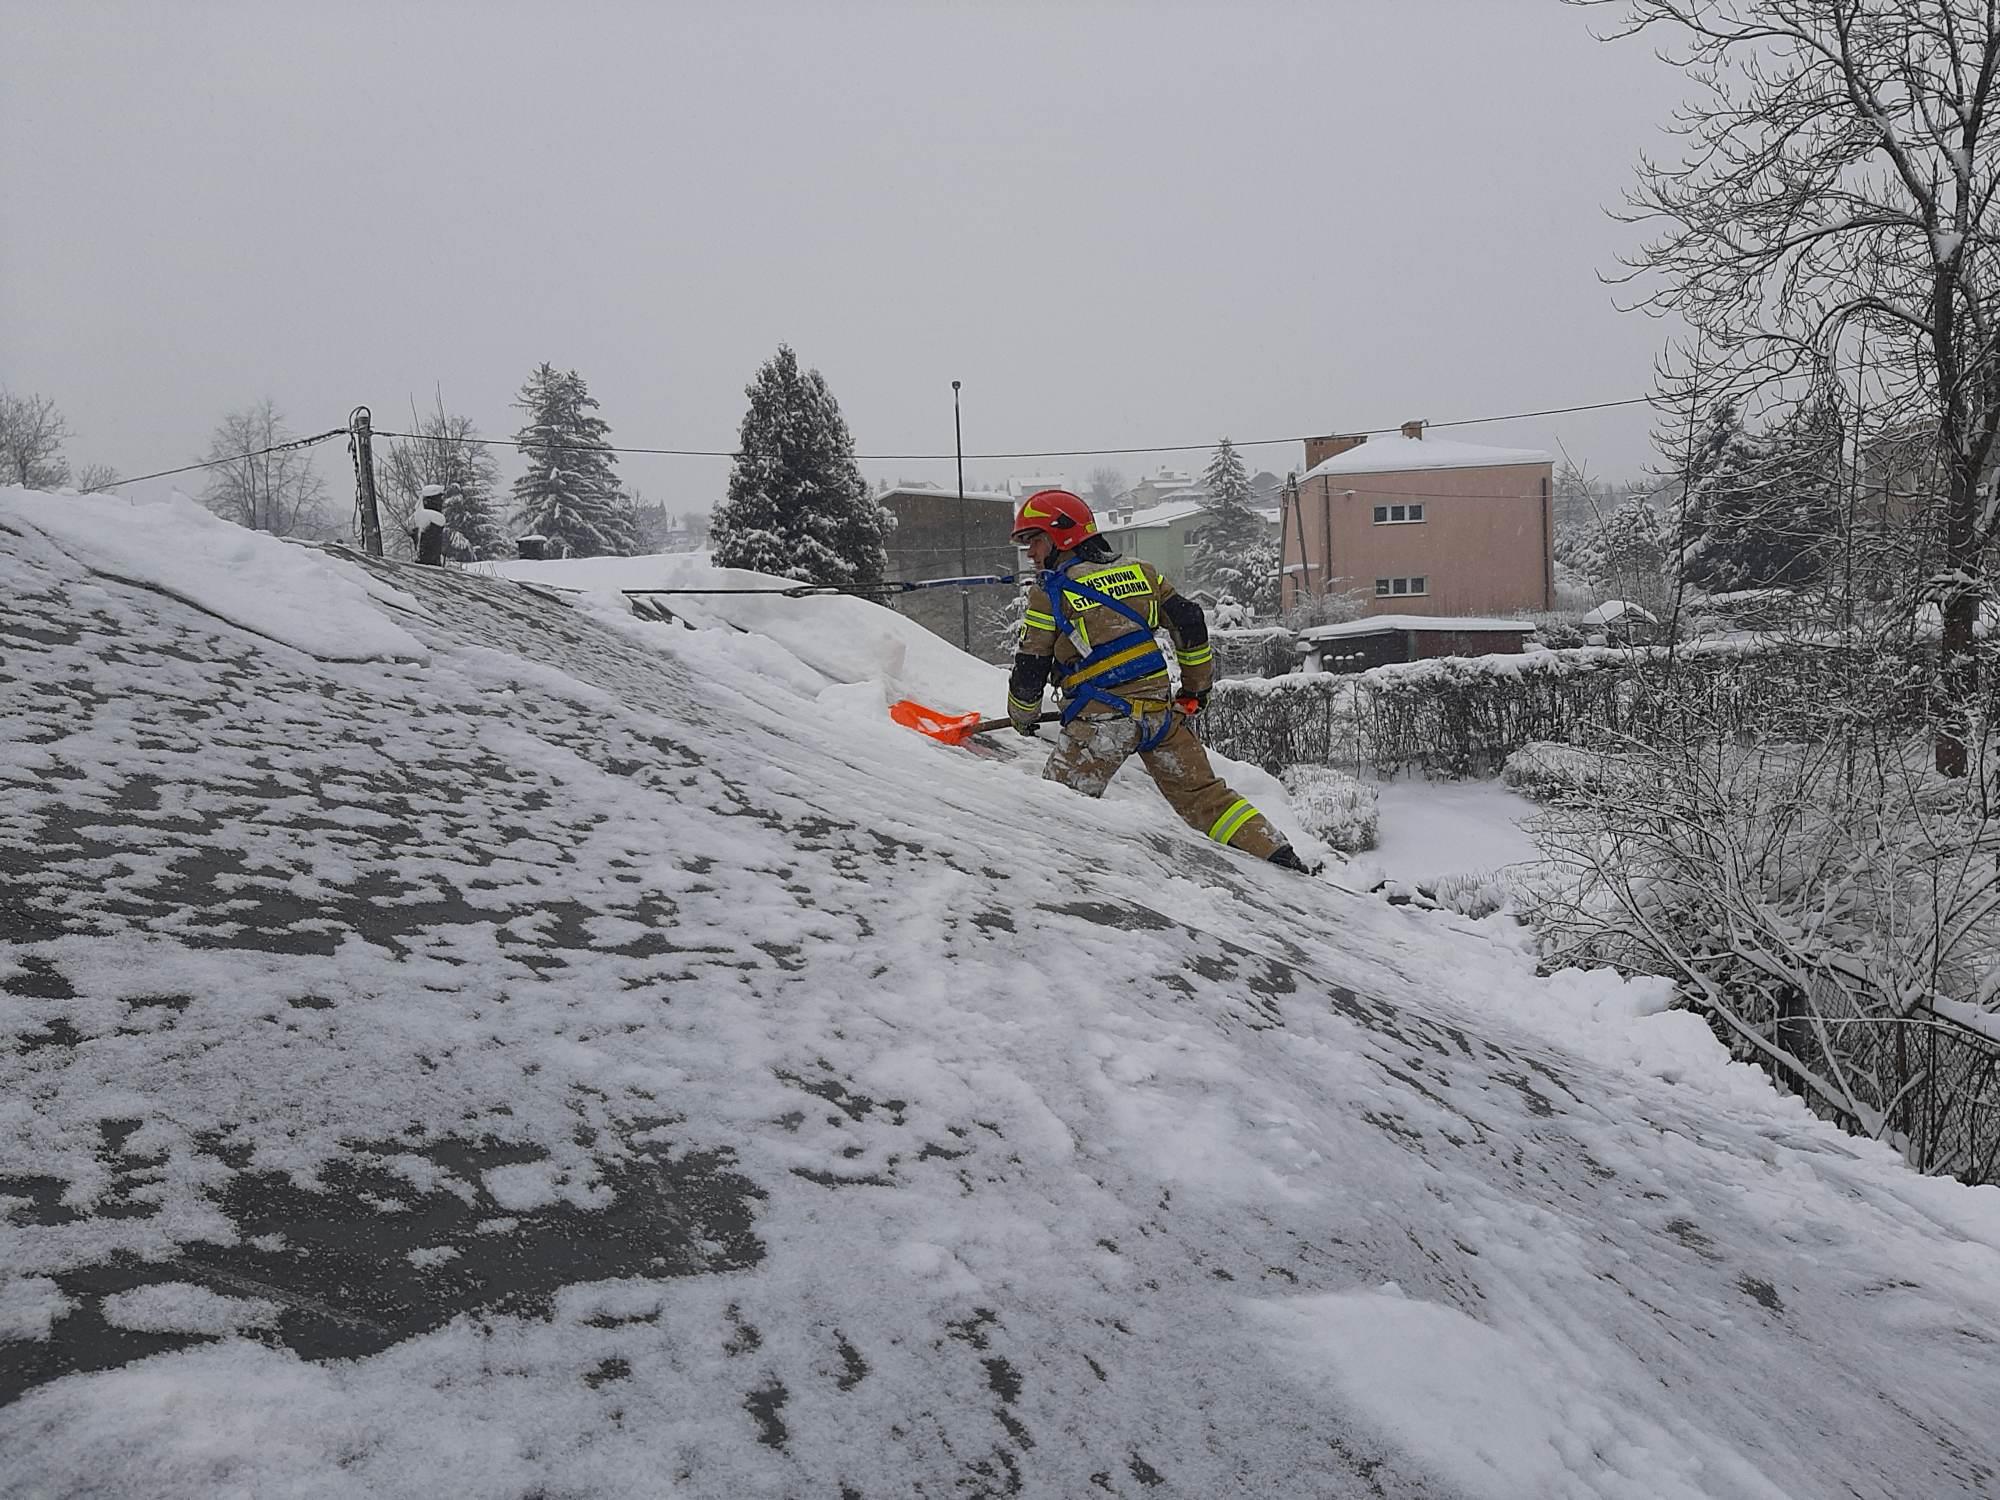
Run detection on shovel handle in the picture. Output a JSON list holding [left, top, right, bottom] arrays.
[[972, 711, 1060, 736]]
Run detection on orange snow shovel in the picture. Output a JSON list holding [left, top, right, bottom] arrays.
[[888, 699, 1058, 746]]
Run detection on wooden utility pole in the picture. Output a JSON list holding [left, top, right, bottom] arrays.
[[348, 406, 384, 557]]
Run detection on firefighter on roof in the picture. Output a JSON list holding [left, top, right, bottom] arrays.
[[1006, 489, 1313, 874]]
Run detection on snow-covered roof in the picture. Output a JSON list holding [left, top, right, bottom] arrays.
[[9, 483, 2000, 1499], [1580, 600, 1659, 627], [1103, 499, 1203, 530], [1298, 614, 1535, 641], [1300, 434, 1553, 480], [1101, 500, 1283, 532], [879, 484, 1014, 505]]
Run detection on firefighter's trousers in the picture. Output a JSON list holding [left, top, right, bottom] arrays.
[[1042, 707, 1283, 859]]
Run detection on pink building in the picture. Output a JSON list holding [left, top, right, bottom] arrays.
[[1281, 423, 1555, 617]]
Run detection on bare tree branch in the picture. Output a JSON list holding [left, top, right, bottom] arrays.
[[1580, 0, 2000, 772], [0, 389, 73, 489], [198, 399, 332, 539]]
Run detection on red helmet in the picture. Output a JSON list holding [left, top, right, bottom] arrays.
[[1011, 488, 1098, 546]]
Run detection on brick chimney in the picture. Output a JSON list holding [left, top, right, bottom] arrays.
[[1399, 419, 1427, 440], [1304, 432, 1367, 470]]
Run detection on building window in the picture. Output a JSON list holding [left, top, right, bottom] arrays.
[[1377, 576, 1428, 597], [1372, 503, 1425, 524]]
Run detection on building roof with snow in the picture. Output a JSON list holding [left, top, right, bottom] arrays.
[[1580, 600, 1659, 627], [1300, 434, 1553, 480], [1099, 499, 1284, 532], [877, 483, 1015, 505], [1297, 614, 1535, 641]]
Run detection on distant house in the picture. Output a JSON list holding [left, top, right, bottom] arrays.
[[1281, 422, 1555, 617], [1296, 614, 1536, 673], [1095, 497, 1283, 584], [876, 484, 1020, 662], [1124, 468, 1204, 511], [1004, 475, 1073, 500]]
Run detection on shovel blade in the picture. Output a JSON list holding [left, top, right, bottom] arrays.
[[888, 698, 986, 745]]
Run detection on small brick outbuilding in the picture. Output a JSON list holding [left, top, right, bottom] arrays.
[[1296, 614, 1535, 673]]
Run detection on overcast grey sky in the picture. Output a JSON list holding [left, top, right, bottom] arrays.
[[4, 1, 1691, 514]]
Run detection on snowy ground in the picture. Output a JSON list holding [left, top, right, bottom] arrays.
[[1344, 776, 1543, 894], [5, 490, 2000, 1499]]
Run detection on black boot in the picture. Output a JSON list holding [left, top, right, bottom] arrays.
[[1267, 844, 1320, 875]]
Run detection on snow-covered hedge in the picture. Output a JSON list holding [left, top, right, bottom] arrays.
[[1204, 637, 1906, 777], [1278, 764, 1378, 853], [1500, 741, 1639, 803]]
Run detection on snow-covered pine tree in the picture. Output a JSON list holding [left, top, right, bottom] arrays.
[[1593, 494, 1671, 609], [1555, 476, 1670, 611], [381, 400, 509, 562], [508, 364, 629, 559], [1679, 400, 1835, 594], [711, 345, 888, 587], [1190, 437, 1278, 615]]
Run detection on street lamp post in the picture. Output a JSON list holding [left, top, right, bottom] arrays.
[[953, 380, 970, 653]]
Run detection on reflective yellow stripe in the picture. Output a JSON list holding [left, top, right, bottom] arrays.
[[1023, 609, 1056, 631], [1063, 639, 1165, 689], [1207, 798, 1259, 846], [1176, 644, 1212, 666], [1008, 694, 1040, 714]]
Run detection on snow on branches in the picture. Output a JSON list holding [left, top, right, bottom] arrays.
[[710, 345, 889, 589]]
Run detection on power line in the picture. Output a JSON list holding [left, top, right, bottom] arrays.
[[372, 394, 1657, 465], [91, 395, 1659, 497], [101, 428, 349, 490], [1429, 396, 1657, 431]]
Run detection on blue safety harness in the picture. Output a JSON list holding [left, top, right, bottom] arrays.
[[1041, 564, 1176, 751]]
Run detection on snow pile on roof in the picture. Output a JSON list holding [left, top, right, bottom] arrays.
[[4, 488, 427, 661], [1301, 434, 1552, 479], [478, 551, 1007, 710], [5, 485, 2000, 1498]]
